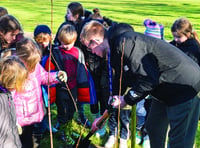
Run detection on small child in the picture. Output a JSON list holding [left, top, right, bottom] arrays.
[[170, 17, 200, 65], [33, 24, 58, 146], [0, 56, 28, 148], [13, 37, 67, 148], [52, 24, 90, 145]]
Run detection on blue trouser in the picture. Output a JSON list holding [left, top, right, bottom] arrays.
[[146, 96, 200, 148], [108, 108, 131, 139], [56, 87, 77, 124]]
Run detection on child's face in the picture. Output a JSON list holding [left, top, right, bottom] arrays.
[[35, 33, 51, 50], [65, 8, 77, 22], [172, 32, 188, 44], [60, 41, 74, 50], [3, 29, 20, 44]]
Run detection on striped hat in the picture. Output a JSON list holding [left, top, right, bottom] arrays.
[[144, 19, 164, 40]]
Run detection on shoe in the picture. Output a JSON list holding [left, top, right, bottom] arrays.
[[136, 131, 142, 145], [104, 135, 115, 148], [54, 121, 60, 130], [47, 125, 58, 133], [77, 115, 91, 128], [142, 135, 150, 148], [58, 131, 75, 145], [95, 125, 106, 138], [119, 138, 128, 148]]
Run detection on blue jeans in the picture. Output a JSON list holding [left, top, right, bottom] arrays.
[[108, 108, 131, 139], [146, 96, 200, 148]]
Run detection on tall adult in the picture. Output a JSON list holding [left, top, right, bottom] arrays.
[[80, 20, 200, 148]]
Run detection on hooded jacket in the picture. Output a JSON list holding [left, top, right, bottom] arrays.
[[0, 86, 21, 148], [108, 23, 200, 106]]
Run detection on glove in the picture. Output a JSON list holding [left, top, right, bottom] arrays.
[[57, 71, 67, 82], [111, 95, 127, 108]]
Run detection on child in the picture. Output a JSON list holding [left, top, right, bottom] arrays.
[[33, 24, 58, 146], [170, 17, 200, 65], [52, 24, 90, 145], [13, 37, 67, 148], [0, 14, 22, 58], [54, 2, 92, 128], [0, 56, 28, 148]]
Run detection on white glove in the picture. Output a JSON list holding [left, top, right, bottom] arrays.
[[57, 71, 67, 82]]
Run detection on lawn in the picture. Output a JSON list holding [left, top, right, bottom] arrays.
[[1, 0, 200, 147]]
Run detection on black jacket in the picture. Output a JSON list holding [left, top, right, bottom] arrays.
[[170, 38, 200, 66], [108, 23, 200, 106]]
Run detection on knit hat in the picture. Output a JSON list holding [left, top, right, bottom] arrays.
[[34, 25, 51, 37], [144, 19, 164, 40]]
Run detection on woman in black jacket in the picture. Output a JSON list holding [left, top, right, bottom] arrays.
[[80, 20, 200, 148]]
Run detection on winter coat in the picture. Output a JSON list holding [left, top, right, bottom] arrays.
[[170, 38, 200, 66], [108, 23, 200, 106], [0, 86, 21, 148], [52, 46, 90, 103], [12, 63, 59, 126]]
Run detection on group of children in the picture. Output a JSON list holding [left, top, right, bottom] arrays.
[[0, 2, 200, 148]]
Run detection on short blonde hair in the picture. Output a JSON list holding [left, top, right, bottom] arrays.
[[58, 24, 77, 45], [80, 20, 105, 44], [16, 37, 41, 72], [0, 56, 28, 92]]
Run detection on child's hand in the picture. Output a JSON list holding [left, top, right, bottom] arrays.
[[57, 71, 67, 82], [17, 123, 22, 135]]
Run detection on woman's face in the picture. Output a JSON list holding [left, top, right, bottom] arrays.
[[172, 32, 188, 44], [3, 29, 20, 44]]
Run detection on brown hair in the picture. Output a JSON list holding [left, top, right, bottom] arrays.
[[16, 38, 41, 72], [58, 24, 77, 45], [80, 20, 105, 44], [0, 7, 8, 17], [90, 8, 103, 20], [68, 2, 84, 23], [171, 17, 200, 44], [0, 56, 28, 92], [0, 14, 22, 49]]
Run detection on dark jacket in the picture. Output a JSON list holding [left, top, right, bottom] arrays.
[[170, 38, 200, 66], [0, 86, 21, 148], [108, 23, 200, 106]]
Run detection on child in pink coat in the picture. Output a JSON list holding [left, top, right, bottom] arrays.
[[12, 37, 67, 148]]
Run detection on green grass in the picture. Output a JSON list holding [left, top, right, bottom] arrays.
[[1, 0, 200, 147], [1, 0, 200, 40]]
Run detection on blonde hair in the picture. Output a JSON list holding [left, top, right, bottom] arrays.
[[16, 38, 41, 72], [58, 24, 77, 45], [171, 17, 200, 44], [80, 20, 105, 44], [0, 56, 28, 92]]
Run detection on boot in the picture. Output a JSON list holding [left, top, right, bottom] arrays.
[[77, 103, 91, 128]]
